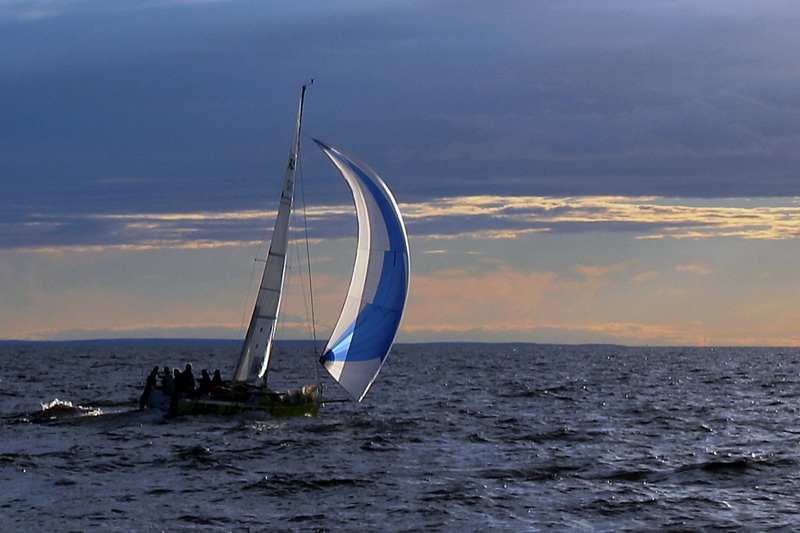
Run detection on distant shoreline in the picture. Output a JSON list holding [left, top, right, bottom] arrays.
[[0, 338, 242, 347], [0, 338, 742, 349], [0, 339, 796, 349]]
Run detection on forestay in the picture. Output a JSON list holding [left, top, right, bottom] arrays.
[[314, 140, 410, 401]]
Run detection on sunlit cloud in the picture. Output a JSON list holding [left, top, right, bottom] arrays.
[[12, 241, 253, 254], [403, 266, 606, 336], [5, 220, 800, 345], [397, 257, 800, 347], [5, 0, 800, 348], [8, 196, 800, 253], [574, 262, 633, 278], [634, 271, 660, 283], [676, 264, 713, 275], [405, 196, 800, 241]]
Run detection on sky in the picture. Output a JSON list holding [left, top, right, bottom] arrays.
[[3, 0, 800, 346]]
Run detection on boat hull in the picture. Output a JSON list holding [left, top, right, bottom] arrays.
[[144, 383, 322, 418]]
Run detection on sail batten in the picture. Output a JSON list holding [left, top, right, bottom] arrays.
[[314, 140, 410, 401]]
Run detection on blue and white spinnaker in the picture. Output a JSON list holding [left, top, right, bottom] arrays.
[[314, 140, 410, 401]]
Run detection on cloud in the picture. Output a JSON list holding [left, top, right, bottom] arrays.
[[401, 266, 714, 344], [5, 0, 800, 346], [5, 0, 800, 222], [675, 264, 712, 276], [400, 260, 724, 345], [634, 271, 660, 283], [406, 196, 800, 242], [403, 266, 606, 336], [574, 262, 632, 278], [5, 195, 800, 253]]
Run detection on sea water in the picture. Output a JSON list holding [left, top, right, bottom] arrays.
[[2, 343, 800, 531]]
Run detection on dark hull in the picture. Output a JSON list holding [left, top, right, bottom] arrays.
[[144, 383, 322, 418]]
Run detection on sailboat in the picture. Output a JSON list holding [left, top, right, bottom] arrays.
[[142, 83, 410, 416]]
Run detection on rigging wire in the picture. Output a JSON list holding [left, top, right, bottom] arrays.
[[238, 213, 271, 341], [297, 152, 318, 349], [296, 150, 322, 384]]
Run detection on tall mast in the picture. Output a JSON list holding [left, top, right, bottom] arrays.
[[234, 83, 312, 383]]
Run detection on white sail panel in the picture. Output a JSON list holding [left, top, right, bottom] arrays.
[[233, 88, 307, 382], [314, 140, 410, 401]]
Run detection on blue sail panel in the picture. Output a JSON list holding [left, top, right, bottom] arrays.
[[314, 140, 410, 401]]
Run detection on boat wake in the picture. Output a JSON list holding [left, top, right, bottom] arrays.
[[11, 398, 155, 425], [30, 398, 104, 422]]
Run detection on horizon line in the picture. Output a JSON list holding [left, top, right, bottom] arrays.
[[0, 337, 797, 349]]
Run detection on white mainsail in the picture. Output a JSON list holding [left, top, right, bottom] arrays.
[[233, 85, 309, 383], [314, 140, 411, 401]]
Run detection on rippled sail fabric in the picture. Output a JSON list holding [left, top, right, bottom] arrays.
[[315, 140, 410, 401], [233, 87, 307, 383]]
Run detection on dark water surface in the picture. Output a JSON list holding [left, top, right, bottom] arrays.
[[2, 343, 800, 531]]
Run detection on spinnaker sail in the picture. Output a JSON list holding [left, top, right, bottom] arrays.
[[314, 140, 411, 401]]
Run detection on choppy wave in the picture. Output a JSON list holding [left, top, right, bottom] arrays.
[[2, 344, 800, 531]]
